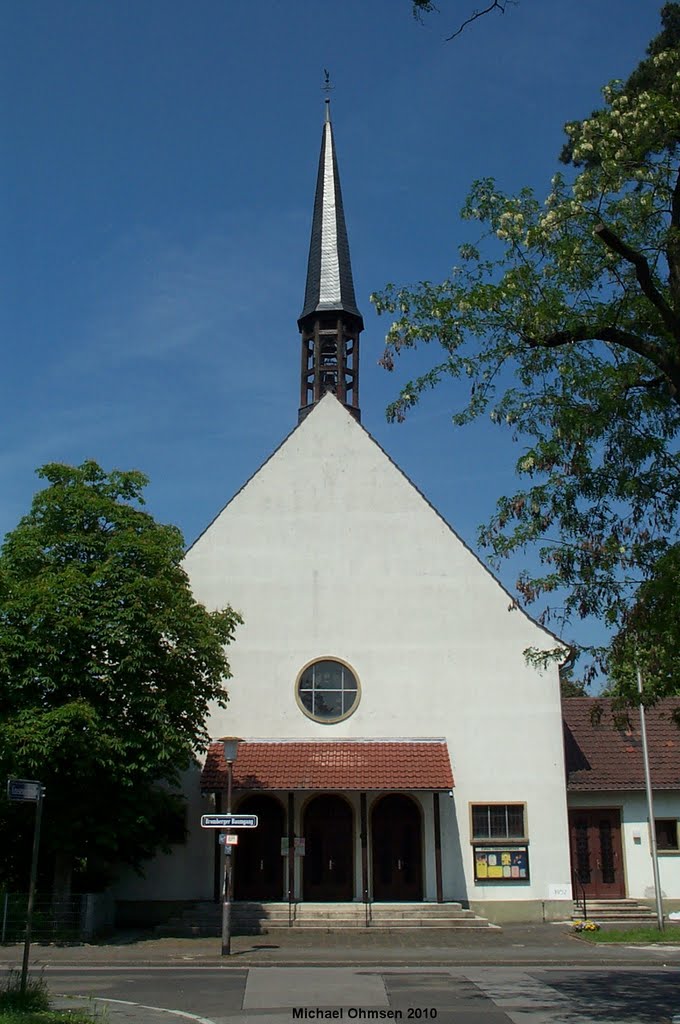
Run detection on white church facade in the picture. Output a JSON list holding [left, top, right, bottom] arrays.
[[112, 103, 679, 927], [189, 391, 574, 922]]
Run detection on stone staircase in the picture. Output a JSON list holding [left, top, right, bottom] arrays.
[[571, 898, 658, 923], [155, 901, 494, 936]]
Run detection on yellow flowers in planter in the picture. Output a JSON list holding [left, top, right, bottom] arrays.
[[572, 919, 601, 932]]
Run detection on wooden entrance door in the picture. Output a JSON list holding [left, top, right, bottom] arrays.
[[234, 795, 285, 901], [569, 809, 625, 899], [371, 794, 423, 901], [303, 795, 354, 901]]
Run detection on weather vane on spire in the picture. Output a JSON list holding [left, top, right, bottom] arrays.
[[322, 69, 333, 120]]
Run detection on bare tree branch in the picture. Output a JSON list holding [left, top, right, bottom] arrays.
[[410, 1, 516, 40], [445, 1, 511, 40]]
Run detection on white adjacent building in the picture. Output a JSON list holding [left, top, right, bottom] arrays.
[[564, 699, 680, 914]]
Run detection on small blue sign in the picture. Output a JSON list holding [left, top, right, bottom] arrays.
[[7, 779, 43, 803]]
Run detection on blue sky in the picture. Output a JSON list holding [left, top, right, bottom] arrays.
[[2, 1, 663, 661]]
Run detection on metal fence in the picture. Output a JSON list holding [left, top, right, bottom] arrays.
[[1, 893, 88, 943]]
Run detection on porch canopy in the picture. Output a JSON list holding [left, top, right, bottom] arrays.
[[200, 738, 454, 791]]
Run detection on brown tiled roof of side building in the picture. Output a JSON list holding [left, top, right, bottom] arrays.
[[201, 739, 454, 792], [563, 697, 680, 791]]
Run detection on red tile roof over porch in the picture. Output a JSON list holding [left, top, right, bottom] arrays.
[[201, 739, 454, 791]]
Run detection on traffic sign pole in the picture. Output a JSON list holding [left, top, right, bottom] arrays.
[[20, 784, 44, 995]]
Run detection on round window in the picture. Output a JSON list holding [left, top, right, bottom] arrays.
[[296, 658, 360, 723]]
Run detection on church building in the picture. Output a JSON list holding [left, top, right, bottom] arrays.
[[114, 102, 580, 927]]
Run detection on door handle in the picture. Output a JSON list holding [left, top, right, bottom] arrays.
[[397, 859, 403, 871], [329, 859, 334, 871]]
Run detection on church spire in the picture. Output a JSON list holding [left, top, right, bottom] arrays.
[[298, 98, 363, 424]]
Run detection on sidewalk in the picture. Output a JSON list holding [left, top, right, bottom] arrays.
[[2, 921, 680, 968]]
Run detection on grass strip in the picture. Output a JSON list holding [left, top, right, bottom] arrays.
[[577, 924, 680, 943]]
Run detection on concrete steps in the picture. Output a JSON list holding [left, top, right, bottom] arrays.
[[155, 900, 494, 936], [571, 898, 658, 922]]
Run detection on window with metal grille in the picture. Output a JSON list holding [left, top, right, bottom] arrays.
[[471, 804, 526, 840]]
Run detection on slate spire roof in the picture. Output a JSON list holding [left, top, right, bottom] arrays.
[[299, 100, 363, 328]]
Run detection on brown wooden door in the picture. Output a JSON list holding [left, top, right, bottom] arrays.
[[372, 794, 423, 901], [569, 809, 625, 899], [234, 795, 285, 901], [303, 795, 354, 901]]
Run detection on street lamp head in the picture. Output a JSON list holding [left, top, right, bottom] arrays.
[[218, 736, 242, 763]]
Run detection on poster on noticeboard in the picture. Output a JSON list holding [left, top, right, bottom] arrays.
[[474, 845, 529, 882]]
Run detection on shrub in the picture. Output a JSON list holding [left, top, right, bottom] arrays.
[[0, 969, 50, 1012]]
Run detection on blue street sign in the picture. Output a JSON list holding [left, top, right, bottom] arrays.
[[7, 779, 43, 803]]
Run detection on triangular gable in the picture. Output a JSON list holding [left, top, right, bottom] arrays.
[[187, 393, 564, 652]]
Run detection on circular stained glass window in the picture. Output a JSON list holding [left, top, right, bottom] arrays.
[[296, 658, 360, 723]]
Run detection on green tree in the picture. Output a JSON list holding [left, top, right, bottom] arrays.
[[0, 461, 241, 894], [373, 5, 680, 698], [608, 543, 680, 709]]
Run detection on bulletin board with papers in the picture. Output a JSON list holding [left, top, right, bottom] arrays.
[[473, 845, 529, 882]]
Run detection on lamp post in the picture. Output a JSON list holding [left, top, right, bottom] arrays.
[[219, 736, 241, 956]]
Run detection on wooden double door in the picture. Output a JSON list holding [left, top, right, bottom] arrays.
[[302, 793, 424, 901], [234, 793, 353, 902], [568, 808, 625, 899]]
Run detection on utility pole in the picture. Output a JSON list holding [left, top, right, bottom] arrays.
[[636, 666, 664, 930]]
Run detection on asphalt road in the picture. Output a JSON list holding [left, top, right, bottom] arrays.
[[8, 964, 680, 1024]]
